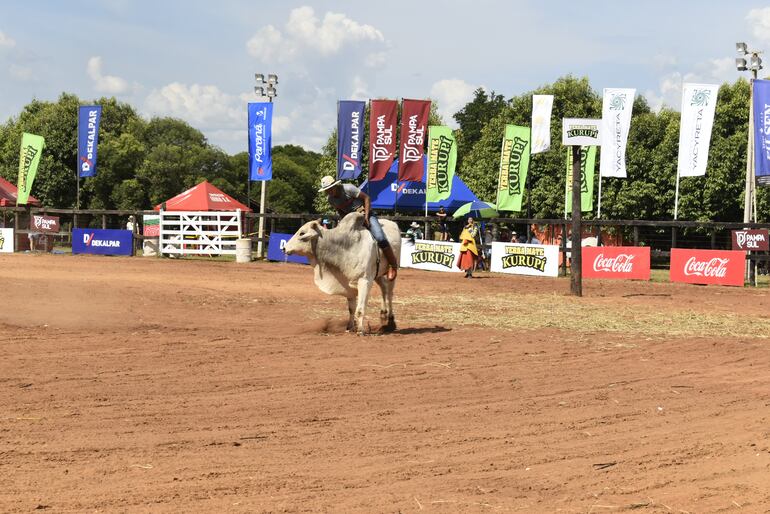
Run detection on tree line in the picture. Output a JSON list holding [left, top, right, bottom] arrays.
[[1, 75, 765, 222]]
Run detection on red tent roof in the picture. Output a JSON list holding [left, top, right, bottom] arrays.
[[0, 176, 41, 207], [155, 180, 251, 212]]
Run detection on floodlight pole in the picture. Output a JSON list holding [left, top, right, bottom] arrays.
[[256, 95, 272, 260], [253, 73, 277, 259], [570, 145, 583, 296]]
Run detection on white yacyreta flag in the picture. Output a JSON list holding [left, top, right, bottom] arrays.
[[677, 83, 719, 177], [599, 88, 635, 178], [531, 95, 554, 154]]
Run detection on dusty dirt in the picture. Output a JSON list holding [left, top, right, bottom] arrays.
[[1, 254, 770, 513]]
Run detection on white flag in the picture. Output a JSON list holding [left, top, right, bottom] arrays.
[[677, 83, 719, 177], [599, 88, 635, 178], [531, 95, 553, 154]]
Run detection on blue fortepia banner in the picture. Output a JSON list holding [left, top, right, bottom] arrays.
[[248, 102, 273, 181], [78, 105, 102, 178]]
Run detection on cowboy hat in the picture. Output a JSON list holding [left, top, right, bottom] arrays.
[[318, 175, 342, 192], [409, 222, 420, 229]]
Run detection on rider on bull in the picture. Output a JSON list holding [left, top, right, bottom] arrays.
[[318, 175, 398, 281]]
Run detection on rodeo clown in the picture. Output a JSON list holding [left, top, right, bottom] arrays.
[[318, 175, 398, 280]]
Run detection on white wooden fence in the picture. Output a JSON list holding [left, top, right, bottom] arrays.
[[159, 210, 243, 256]]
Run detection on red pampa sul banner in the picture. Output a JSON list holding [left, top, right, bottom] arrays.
[[369, 99, 398, 181], [669, 248, 745, 287], [398, 99, 431, 182], [582, 246, 650, 280]]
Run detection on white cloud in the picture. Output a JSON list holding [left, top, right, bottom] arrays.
[[0, 30, 15, 48], [748, 7, 770, 42], [144, 83, 242, 128], [647, 57, 736, 111], [364, 51, 388, 68], [652, 54, 677, 70], [9, 64, 33, 81], [87, 56, 130, 95], [246, 6, 384, 63], [429, 79, 479, 126], [350, 76, 369, 101]]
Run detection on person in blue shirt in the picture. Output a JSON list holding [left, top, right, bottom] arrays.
[[319, 175, 398, 280]]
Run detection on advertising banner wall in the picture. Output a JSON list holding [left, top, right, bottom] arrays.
[[0, 228, 13, 253], [30, 214, 60, 233], [496, 124, 531, 212], [732, 229, 769, 251], [72, 228, 133, 256], [248, 102, 273, 181], [143, 214, 160, 236], [426, 126, 457, 203], [677, 83, 719, 177], [78, 105, 102, 178], [599, 88, 635, 178], [337, 100, 366, 180], [669, 248, 744, 286], [582, 246, 650, 280], [531, 94, 553, 154], [267, 232, 309, 264], [369, 99, 398, 181], [400, 238, 462, 273], [564, 146, 597, 213], [754, 79, 770, 184], [398, 99, 431, 182], [17, 132, 45, 205], [490, 242, 560, 277]]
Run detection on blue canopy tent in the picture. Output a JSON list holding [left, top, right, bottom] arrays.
[[359, 156, 480, 212]]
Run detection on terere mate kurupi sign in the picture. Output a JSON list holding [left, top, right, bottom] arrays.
[[562, 118, 602, 147]]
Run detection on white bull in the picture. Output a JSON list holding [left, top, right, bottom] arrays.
[[283, 212, 400, 335]]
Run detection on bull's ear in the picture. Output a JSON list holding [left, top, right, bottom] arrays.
[[309, 220, 322, 236]]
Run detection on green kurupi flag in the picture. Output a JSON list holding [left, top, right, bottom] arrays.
[[17, 132, 45, 205], [496, 125, 530, 212], [426, 126, 457, 203], [564, 145, 597, 214]]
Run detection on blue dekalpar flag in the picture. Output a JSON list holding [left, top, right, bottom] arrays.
[[248, 102, 273, 181], [754, 80, 770, 185], [78, 105, 102, 178], [337, 100, 366, 179]]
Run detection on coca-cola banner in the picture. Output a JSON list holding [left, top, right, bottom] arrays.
[[398, 99, 431, 182], [29, 214, 60, 233], [369, 99, 398, 181], [732, 229, 769, 251], [669, 248, 744, 287], [489, 242, 560, 277], [582, 246, 650, 281]]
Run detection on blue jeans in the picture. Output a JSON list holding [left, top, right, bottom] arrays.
[[367, 214, 389, 248]]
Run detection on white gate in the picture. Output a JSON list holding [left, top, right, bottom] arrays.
[[159, 210, 243, 256]]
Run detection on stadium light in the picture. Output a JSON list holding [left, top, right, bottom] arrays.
[[736, 57, 748, 71], [737, 42, 748, 55], [253, 72, 279, 259]]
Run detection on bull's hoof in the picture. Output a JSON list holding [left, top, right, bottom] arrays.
[[380, 317, 396, 333]]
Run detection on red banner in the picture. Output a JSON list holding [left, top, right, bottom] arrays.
[[582, 246, 650, 280], [669, 248, 744, 286], [29, 214, 60, 233], [732, 229, 769, 251], [398, 99, 431, 182], [369, 100, 398, 181]]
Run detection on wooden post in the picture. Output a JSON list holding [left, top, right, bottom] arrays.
[[570, 145, 582, 297], [14, 211, 19, 251], [633, 225, 639, 246], [710, 230, 717, 249], [561, 223, 568, 277], [671, 226, 677, 249], [101, 214, 107, 229]]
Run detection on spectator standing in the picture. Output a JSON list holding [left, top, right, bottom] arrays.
[[436, 206, 449, 241], [456, 216, 479, 278]]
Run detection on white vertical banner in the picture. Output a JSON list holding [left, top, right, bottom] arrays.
[[531, 95, 554, 154], [677, 83, 719, 177], [599, 88, 635, 178]]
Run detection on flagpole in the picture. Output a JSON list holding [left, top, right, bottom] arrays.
[[674, 170, 681, 220], [596, 172, 602, 219], [564, 148, 569, 219]]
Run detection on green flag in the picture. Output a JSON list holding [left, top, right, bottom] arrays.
[[496, 125, 530, 212], [564, 146, 597, 213], [17, 132, 45, 205], [426, 126, 457, 203]]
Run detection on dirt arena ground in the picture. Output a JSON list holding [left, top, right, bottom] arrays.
[[2, 254, 770, 513]]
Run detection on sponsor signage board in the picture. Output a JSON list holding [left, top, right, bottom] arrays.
[[72, 228, 133, 256], [490, 242, 559, 277], [29, 214, 60, 233], [143, 214, 160, 237], [582, 246, 650, 280], [731, 229, 769, 251], [400, 238, 462, 273], [267, 232, 309, 265], [0, 228, 14, 253], [669, 248, 744, 287], [562, 118, 602, 146]]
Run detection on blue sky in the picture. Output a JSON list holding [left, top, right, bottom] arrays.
[[1, 1, 769, 154]]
